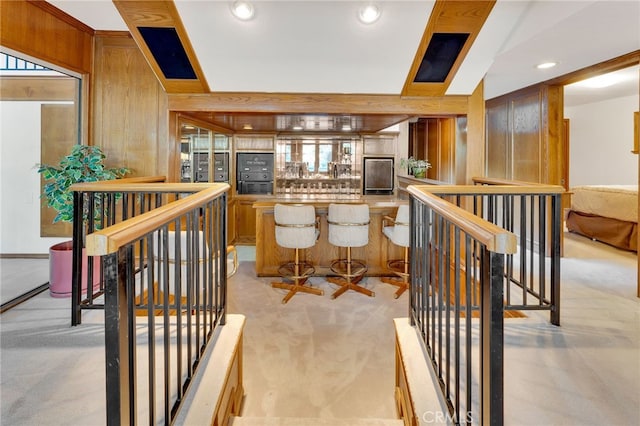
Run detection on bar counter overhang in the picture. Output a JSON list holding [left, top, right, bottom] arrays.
[[253, 195, 406, 277]]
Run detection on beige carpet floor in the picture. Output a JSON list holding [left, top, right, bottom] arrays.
[[0, 233, 638, 425]]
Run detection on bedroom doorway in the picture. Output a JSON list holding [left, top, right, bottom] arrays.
[[560, 58, 639, 297]]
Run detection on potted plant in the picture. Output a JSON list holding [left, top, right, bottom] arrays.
[[38, 144, 130, 297], [400, 157, 432, 179]]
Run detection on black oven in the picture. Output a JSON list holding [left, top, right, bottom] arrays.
[[236, 152, 274, 194]]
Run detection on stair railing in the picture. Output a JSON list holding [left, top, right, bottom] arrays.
[[420, 180, 564, 325], [85, 184, 229, 425], [408, 185, 516, 425], [70, 178, 221, 325]]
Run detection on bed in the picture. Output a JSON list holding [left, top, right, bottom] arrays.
[[566, 185, 638, 252]]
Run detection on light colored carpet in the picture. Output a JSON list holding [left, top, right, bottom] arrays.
[[0, 233, 638, 425], [227, 262, 407, 419]]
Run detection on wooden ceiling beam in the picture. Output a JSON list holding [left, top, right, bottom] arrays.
[[168, 92, 469, 116]]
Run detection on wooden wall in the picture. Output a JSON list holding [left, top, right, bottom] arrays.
[[0, 0, 93, 75], [485, 85, 565, 186], [91, 34, 169, 177]]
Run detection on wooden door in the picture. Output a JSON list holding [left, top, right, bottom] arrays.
[[236, 198, 257, 244], [41, 104, 77, 237]]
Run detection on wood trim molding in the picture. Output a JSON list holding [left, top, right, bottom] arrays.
[[401, 0, 496, 97], [28, 0, 94, 35], [633, 111, 639, 155], [545, 50, 640, 87], [488, 51, 640, 104]]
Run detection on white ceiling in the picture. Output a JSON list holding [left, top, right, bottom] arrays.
[[48, 0, 639, 104]]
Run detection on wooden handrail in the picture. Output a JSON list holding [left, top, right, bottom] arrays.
[[472, 176, 563, 188], [71, 181, 216, 193], [99, 176, 166, 184], [414, 184, 565, 195], [408, 186, 517, 254], [86, 184, 229, 255]]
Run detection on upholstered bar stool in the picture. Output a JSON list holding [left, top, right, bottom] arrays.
[[271, 203, 324, 304], [381, 204, 410, 298], [326, 203, 374, 299]]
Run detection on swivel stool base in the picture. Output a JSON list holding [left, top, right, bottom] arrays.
[[326, 247, 374, 299], [271, 248, 323, 304]]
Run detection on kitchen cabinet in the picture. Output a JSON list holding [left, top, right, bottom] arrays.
[[235, 197, 258, 244]]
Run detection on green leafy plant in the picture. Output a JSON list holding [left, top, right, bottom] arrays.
[[37, 145, 130, 224], [399, 156, 432, 178]]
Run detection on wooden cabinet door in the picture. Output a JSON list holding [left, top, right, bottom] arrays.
[[236, 199, 257, 244]]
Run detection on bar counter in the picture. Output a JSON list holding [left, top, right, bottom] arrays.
[[253, 195, 406, 277]]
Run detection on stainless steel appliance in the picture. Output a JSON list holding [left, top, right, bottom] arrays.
[[363, 157, 394, 195], [193, 152, 209, 182], [213, 152, 229, 182], [236, 152, 274, 194], [192, 152, 229, 183]]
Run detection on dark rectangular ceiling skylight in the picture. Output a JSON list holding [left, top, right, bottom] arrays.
[[137, 27, 197, 80], [414, 33, 469, 83]]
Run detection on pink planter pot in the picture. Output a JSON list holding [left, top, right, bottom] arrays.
[[49, 241, 101, 298]]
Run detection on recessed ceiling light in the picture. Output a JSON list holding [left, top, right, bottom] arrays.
[[536, 62, 557, 70], [242, 123, 253, 130], [231, 1, 254, 21], [358, 3, 381, 24]]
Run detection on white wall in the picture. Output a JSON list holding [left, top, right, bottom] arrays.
[[0, 101, 69, 254], [565, 95, 638, 186]]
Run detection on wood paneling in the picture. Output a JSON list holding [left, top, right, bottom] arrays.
[[512, 93, 541, 182], [455, 116, 468, 184], [236, 199, 257, 243], [40, 104, 76, 237], [485, 84, 564, 186], [465, 80, 485, 184], [0, 77, 77, 101], [426, 119, 439, 179], [409, 117, 456, 183], [183, 111, 411, 134], [0, 0, 93, 74], [91, 34, 168, 178], [486, 103, 509, 179]]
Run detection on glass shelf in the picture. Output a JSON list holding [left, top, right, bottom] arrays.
[[275, 135, 362, 196]]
